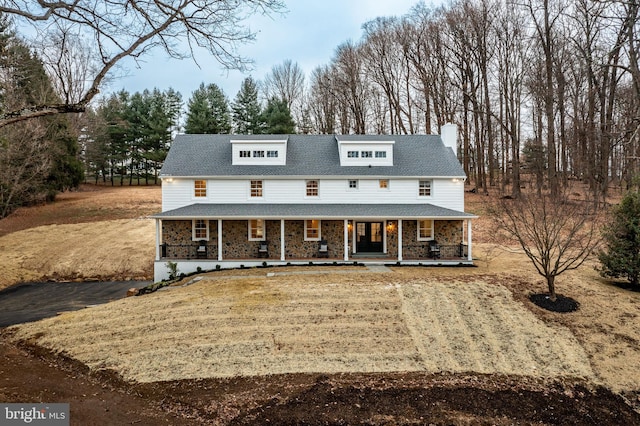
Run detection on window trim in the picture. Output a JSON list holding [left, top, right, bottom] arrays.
[[192, 219, 210, 241], [418, 180, 432, 197], [306, 180, 319, 197], [194, 180, 207, 198], [417, 219, 434, 241], [304, 219, 321, 241], [250, 180, 263, 198], [248, 219, 266, 241]]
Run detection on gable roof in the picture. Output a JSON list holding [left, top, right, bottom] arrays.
[[160, 134, 466, 178]]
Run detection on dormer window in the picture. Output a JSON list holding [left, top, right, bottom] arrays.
[[232, 138, 288, 165], [336, 136, 394, 166]]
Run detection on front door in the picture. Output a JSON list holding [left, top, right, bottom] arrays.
[[356, 222, 383, 252]]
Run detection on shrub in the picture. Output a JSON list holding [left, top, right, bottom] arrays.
[[165, 261, 178, 280], [598, 189, 640, 287]]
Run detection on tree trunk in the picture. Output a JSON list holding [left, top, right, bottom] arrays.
[[547, 275, 556, 302]]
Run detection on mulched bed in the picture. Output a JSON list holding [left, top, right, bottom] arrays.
[[530, 293, 580, 313]]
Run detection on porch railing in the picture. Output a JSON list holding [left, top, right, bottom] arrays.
[[160, 243, 216, 260], [159, 242, 468, 261]]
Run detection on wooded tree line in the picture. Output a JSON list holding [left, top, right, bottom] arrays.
[[299, 0, 640, 201]]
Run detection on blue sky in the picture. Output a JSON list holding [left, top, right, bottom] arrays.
[[113, 0, 436, 102]]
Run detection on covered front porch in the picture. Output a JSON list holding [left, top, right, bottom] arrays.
[[152, 203, 476, 281]]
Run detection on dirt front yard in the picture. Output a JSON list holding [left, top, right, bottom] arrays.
[[0, 185, 639, 424]]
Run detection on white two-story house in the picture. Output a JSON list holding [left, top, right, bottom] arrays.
[[152, 125, 477, 281]]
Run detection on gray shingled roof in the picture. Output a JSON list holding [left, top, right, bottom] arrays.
[[160, 134, 466, 178], [153, 203, 477, 219]]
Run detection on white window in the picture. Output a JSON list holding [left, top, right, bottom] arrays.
[[347, 151, 359, 158], [306, 180, 319, 197], [267, 150, 278, 158], [253, 150, 265, 158], [194, 180, 207, 197], [239, 150, 251, 158], [375, 151, 387, 158], [192, 219, 209, 241], [248, 219, 265, 241], [305, 219, 321, 241], [250, 180, 263, 197], [417, 219, 434, 241], [379, 179, 389, 189], [361, 151, 373, 158], [419, 180, 432, 197], [348, 179, 358, 189]]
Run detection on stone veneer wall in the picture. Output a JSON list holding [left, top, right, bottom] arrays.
[[162, 220, 218, 259], [283, 220, 344, 259], [219, 220, 283, 259], [319, 220, 343, 258], [401, 220, 463, 259], [386, 220, 399, 258]]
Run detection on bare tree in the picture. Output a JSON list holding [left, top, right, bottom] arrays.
[[262, 59, 305, 129], [308, 65, 337, 134], [0, 121, 53, 217], [0, 0, 285, 127], [492, 191, 600, 301], [332, 41, 369, 134]]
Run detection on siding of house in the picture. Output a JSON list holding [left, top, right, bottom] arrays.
[[161, 177, 465, 213]]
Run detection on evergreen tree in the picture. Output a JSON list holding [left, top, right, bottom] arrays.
[[598, 188, 640, 287], [0, 21, 83, 216], [231, 77, 262, 134], [260, 97, 295, 134], [184, 83, 231, 134]]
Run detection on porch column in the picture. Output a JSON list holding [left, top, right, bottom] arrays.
[[467, 219, 472, 261], [351, 220, 356, 254], [343, 219, 349, 261], [383, 220, 388, 253], [281, 219, 285, 261], [155, 219, 161, 261], [398, 219, 403, 261], [217, 219, 223, 261]]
